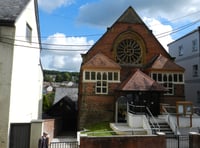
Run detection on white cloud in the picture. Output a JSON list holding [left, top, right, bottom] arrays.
[[38, 0, 74, 13], [77, 0, 200, 27], [76, 0, 200, 50], [41, 33, 94, 71], [143, 17, 174, 51]]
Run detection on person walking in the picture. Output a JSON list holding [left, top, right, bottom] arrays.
[[38, 132, 49, 148]]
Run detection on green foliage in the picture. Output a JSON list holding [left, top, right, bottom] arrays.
[[43, 70, 79, 83], [82, 122, 116, 136], [44, 75, 53, 82], [42, 92, 55, 112]]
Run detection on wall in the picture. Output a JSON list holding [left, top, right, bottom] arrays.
[[189, 132, 200, 148], [30, 119, 56, 148], [0, 26, 15, 148], [80, 134, 166, 148], [9, 0, 43, 123], [30, 120, 43, 148], [168, 29, 200, 106], [169, 115, 200, 127]]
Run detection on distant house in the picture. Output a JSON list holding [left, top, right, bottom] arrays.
[[168, 27, 200, 106], [0, 0, 43, 147], [78, 6, 185, 129]]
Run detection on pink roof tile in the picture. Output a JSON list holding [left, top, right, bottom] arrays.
[[119, 69, 166, 91], [82, 53, 121, 70], [151, 54, 184, 71]]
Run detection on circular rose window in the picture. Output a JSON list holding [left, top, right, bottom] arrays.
[[116, 39, 142, 64]]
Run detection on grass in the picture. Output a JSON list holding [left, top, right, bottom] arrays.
[[81, 122, 116, 136]]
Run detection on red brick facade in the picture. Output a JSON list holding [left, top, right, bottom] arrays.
[[78, 6, 185, 129]]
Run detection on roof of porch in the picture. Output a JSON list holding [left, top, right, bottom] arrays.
[[117, 69, 167, 92]]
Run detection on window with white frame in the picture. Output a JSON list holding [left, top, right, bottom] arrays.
[[96, 72, 108, 94], [26, 23, 32, 43], [193, 64, 198, 77], [192, 39, 198, 51], [151, 72, 184, 95], [178, 45, 183, 56], [83, 70, 120, 94], [84, 71, 120, 82]]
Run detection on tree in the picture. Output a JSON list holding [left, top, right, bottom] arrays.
[[55, 74, 63, 82], [42, 92, 55, 112]]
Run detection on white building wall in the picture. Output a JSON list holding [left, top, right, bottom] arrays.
[[0, 26, 15, 148], [168, 29, 200, 105], [9, 0, 43, 123]]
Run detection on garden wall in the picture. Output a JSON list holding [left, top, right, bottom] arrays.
[[80, 133, 166, 148]]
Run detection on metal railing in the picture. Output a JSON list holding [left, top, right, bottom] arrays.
[[166, 135, 189, 148], [127, 104, 160, 133], [50, 141, 78, 148], [162, 105, 179, 135]]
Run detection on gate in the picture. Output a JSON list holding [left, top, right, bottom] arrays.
[[9, 123, 31, 148], [50, 141, 78, 148], [166, 135, 189, 148]]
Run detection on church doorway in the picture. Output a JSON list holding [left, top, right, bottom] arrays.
[[116, 92, 161, 122]]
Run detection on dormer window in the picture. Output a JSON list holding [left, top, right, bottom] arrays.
[[26, 23, 32, 43]]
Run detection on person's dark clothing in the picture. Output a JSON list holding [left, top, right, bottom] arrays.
[[38, 136, 49, 148]]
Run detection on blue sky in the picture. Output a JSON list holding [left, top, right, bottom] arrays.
[[38, 0, 200, 72]]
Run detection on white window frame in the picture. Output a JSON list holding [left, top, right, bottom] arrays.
[[192, 39, 197, 52], [83, 70, 120, 82], [193, 64, 198, 77], [178, 45, 183, 56], [150, 72, 184, 95]]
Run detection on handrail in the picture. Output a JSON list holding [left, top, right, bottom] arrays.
[[146, 107, 160, 132], [162, 105, 179, 135], [128, 104, 160, 133]]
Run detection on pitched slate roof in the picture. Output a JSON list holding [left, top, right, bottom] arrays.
[[82, 53, 121, 70], [118, 69, 166, 91], [116, 6, 144, 24], [151, 54, 184, 71], [0, 0, 30, 25]]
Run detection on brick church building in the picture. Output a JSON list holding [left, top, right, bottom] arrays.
[[78, 6, 185, 129]]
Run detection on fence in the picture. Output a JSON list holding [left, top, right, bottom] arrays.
[[166, 135, 189, 148], [50, 141, 78, 148]]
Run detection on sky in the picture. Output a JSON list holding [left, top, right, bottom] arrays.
[[38, 0, 200, 72]]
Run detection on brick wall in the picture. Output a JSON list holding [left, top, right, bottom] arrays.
[[80, 134, 166, 148], [189, 132, 200, 148]]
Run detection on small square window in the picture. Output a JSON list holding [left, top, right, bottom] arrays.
[[26, 23, 32, 43], [178, 74, 183, 82], [152, 73, 157, 81], [91, 72, 96, 80], [192, 39, 197, 51], [108, 72, 112, 80], [85, 71, 90, 80], [178, 45, 183, 56], [114, 72, 118, 81], [193, 65, 198, 77], [174, 74, 177, 82]]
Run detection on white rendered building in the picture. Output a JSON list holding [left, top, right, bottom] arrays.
[[0, 0, 43, 147], [168, 27, 200, 106]]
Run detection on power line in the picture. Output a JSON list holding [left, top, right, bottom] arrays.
[[0, 17, 200, 51], [0, 39, 90, 51], [155, 19, 200, 38]]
